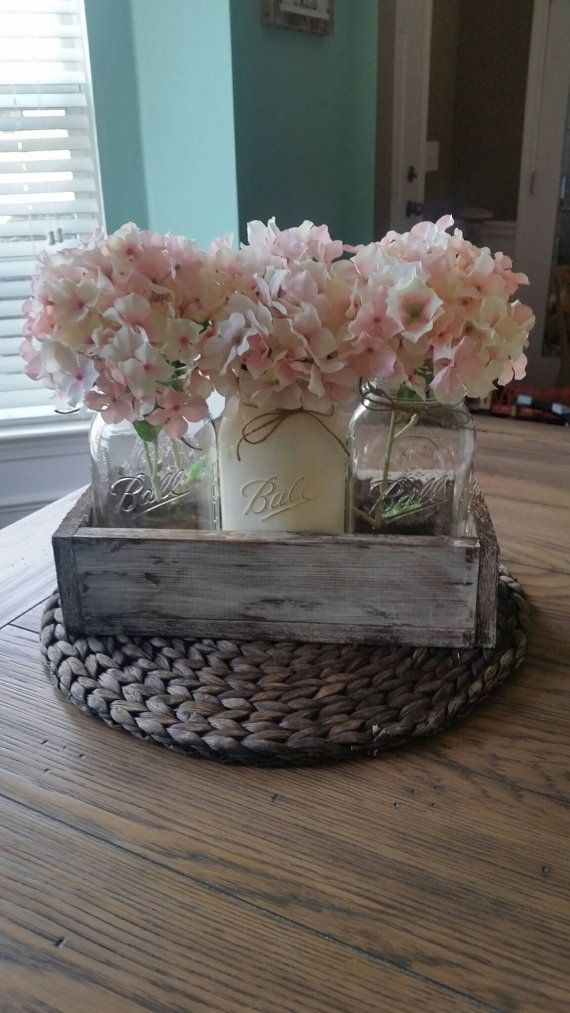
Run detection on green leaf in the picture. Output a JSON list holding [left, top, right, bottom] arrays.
[[133, 419, 162, 443], [396, 383, 423, 404], [187, 456, 206, 480]]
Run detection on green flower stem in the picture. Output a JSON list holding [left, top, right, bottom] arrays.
[[170, 437, 183, 470], [152, 440, 162, 497], [372, 409, 419, 525], [394, 412, 419, 443], [374, 409, 397, 525], [142, 439, 161, 501]]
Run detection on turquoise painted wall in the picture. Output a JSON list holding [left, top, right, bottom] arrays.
[[86, 0, 374, 246], [84, 0, 148, 231], [129, 0, 239, 245], [230, 0, 379, 245]]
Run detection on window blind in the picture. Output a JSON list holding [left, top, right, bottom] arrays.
[[0, 0, 103, 422]]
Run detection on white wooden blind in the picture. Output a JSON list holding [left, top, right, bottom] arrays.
[[0, 0, 103, 422]]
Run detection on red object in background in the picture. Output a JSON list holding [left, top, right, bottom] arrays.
[[490, 383, 570, 423]]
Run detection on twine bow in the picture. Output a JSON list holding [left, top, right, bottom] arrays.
[[236, 406, 348, 461], [359, 380, 473, 431]]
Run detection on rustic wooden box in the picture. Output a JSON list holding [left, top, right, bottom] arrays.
[[53, 488, 498, 648]]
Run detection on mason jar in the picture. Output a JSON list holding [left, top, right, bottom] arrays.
[[217, 397, 349, 533], [348, 385, 475, 537], [89, 414, 219, 529]]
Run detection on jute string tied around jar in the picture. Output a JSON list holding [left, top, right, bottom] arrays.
[[236, 405, 349, 461]]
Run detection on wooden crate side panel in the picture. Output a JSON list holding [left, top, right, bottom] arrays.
[[70, 614, 476, 647], [51, 487, 93, 634], [473, 488, 499, 647], [71, 535, 479, 645]]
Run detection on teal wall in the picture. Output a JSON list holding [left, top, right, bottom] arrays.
[[84, 0, 148, 232], [230, 0, 379, 245], [86, 0, 376, 247], [129, 0, 239, 245]]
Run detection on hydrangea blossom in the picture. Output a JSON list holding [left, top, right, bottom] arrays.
[[344, 215, 534, 402], [21, 223, 218, 426]]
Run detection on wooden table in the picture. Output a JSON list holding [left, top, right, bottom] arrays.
[[0, 415, 568, 1013]]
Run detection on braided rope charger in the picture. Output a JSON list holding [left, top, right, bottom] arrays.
[[40, 567, 529, 766]]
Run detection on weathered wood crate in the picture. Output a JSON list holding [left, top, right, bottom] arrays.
[[53, 488, 498, 648]]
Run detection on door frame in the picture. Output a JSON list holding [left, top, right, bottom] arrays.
[[374, 0, 433, 237], [515, 0, 570, 384], [389, 0, 432, 232]]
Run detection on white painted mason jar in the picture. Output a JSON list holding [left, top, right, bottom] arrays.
[[218, 397, 348, 533]]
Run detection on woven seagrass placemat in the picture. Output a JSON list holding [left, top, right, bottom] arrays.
[[40, 567, 529, 765]]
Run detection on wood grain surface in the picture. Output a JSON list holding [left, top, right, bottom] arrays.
[[0, 416, 569, 1013]]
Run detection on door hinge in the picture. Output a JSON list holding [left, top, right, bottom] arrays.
[[529, 171, 537, 196]]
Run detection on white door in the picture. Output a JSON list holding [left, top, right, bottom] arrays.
[[389, 0, 433, 231], [515, 0, 570, 385], [375, 0, 432, 234]]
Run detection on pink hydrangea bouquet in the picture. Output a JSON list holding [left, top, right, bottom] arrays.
[[22, 216, 536, 533], [21, 223, 221, 437], [22, 215, 534, 426], [347, 214, 533, 402]]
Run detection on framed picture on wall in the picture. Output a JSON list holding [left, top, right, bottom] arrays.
[[261, 0, 335, 35]]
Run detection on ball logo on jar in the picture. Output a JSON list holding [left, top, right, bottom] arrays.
[[240, 474, 319, 522], [110, 470, 192, 516]]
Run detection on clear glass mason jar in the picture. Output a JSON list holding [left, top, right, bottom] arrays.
[[218, 397, 349, 533], [348, 386, 475, 537], [89, 414, 220, 529]]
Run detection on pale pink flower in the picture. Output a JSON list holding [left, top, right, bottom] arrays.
[[245, 333, 271, 379], [348, 287, 401, 344], [147, 386, 208, 438], [111, 292, 151, 326], [428, 306, 467, 359], [200, 312, 250, 373], [85, 373, 139, 423], [497, 352, 528, 387], [509, 301, 535, 329], [160, 317, 203, 363], [20, 336, 43, 380], [345, 333, 398, 380], [387, 273, 442, 341], [121, 342, 172, 400], [431, 335, 495, 402], [246, 217, 280, 253], [44, 346, 98, 406], [165, 233, 201, 281], [286, 305, 338, 367], [409, 214, 454, 242], [98, 324, 142, 365], [256, 271, 289, 315], [39, 276, 99, 326]]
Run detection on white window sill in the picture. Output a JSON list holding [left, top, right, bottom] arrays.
[[0, 417, 90, 446]]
